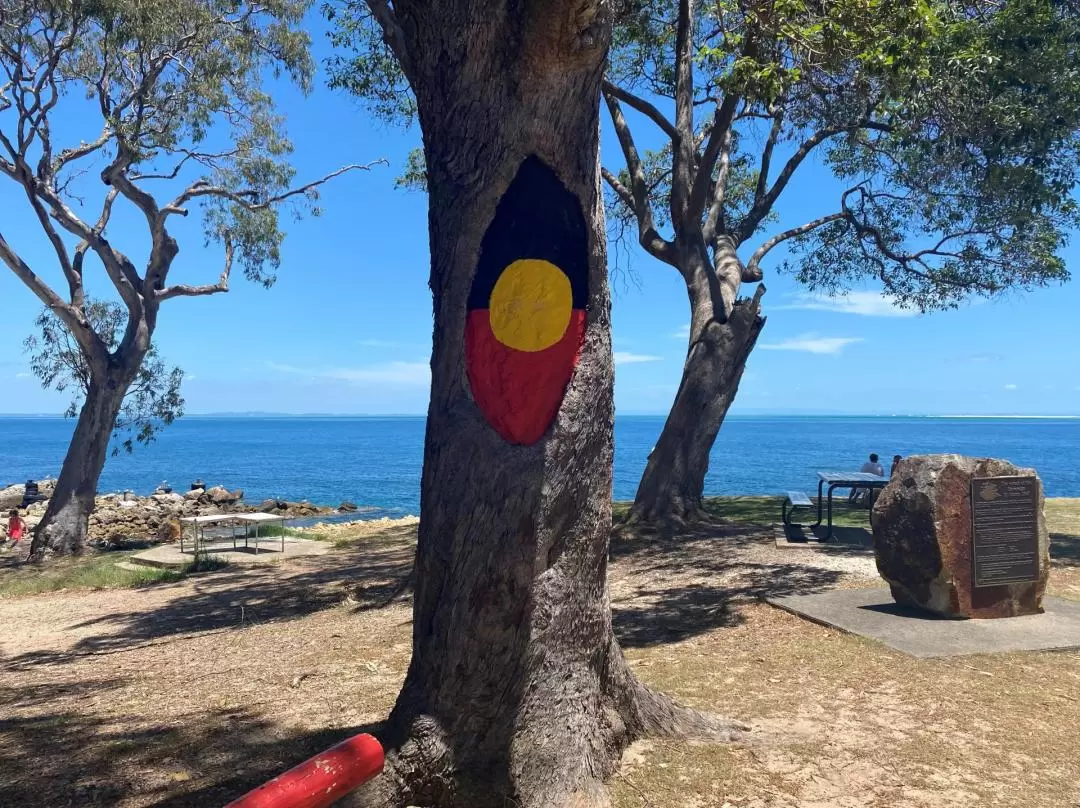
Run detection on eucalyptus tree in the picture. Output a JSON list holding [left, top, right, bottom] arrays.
[[0, 0, 375, 557], [25, 300, 184, 456], [603, 0, 1080, 524], [327, 1, 744, 806]]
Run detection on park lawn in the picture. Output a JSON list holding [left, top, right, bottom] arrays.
[[0, 550, 188, 599]]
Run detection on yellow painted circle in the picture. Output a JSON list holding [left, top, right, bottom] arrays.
[[489, 259, 573, 352]]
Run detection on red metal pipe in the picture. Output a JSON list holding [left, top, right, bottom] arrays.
[[224, 733, 384, 808]]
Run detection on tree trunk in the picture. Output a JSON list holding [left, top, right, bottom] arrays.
[[28, 366, 133, 559], [357, 4, 744, 807], [629, 283, 765, 526]]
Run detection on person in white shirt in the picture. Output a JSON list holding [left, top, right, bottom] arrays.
[[850, 453, 885, 503], [860, 453, 885, 477]]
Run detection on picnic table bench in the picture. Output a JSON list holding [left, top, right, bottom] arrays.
[[179, 512, 287, 555], [782, 471, 890, 540]]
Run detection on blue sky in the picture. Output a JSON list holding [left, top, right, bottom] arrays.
[[2, 18, 1079, 417]]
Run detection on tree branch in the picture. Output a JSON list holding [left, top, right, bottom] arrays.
[[601, 80, 680, 143], [738, 118, 891, 242], [840, 186, 995, 292], [670, 0, 695, 223], [164, 161, 386, 215], [601, 167, 636, 213], [156, 235, 233, 301], [602, 90, 676, 265], [689, 94, 739, 228], [53, 126, 113, 174], [364, 0, 414, 83], [754, 108, 785, 209], [0, 229, 68, 312], [745, 212, 845, 277]]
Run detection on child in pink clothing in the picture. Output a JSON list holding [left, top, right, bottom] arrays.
[[4, 509, 24, 550]]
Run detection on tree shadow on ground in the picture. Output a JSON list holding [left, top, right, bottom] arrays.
[[610, 519, 859, 648], [1051, 531, 1080, 566], [0, 681, 385, 808], [4, 541, 414, 670]]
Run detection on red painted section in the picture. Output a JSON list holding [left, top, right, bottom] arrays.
[[465, 308, 586, 445], [224, 734, 384, 808]]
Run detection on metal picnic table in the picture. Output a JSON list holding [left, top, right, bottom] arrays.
[[179, 512, 287, 555], [814, 471, 890, 541]]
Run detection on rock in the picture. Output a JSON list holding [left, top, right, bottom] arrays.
[[152, 492, 184, 504], [0, 484, 26, 510], [872, 454, 1049, 619], [205, 486, 243, 505], [156, 519, 182, 543], [183, 488, 205, 501], [0, 479, 55, 510], [338, 501, 358, 512]]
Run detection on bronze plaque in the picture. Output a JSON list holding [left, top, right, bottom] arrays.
[[971, 476, 1040, 587]]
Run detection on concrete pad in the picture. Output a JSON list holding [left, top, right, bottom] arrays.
[[767, 587, 1080, 658], [774, 522, 873, 550], [130, 537, 330, 570]]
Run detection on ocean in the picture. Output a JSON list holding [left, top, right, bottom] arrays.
[[2, 415, 1079, 513]]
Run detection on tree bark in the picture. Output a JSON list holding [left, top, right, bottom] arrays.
[[629, 282, 765, 526], [29, 361, 140, 560], [355, 3, 745, 807]]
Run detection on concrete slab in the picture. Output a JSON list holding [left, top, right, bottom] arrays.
[[130, 537, 330, 570], [774, 522, 873, 550], [767, 587, 1080, 658]]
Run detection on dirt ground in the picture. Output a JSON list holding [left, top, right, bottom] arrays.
[[1, 509, 1079, 808]]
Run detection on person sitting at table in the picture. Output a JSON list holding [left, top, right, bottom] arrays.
[[861, 453, 885, 476], [849, 453, 884, 504]]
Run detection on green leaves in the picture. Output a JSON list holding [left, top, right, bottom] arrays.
[[24, 300, 185, 455], [607, 0, 1080, 310]]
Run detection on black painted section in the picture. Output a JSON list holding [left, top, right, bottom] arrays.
[[468, 156, 589, 311]]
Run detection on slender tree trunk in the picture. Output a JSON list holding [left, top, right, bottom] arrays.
[[357, 4, 744, 807], [29, 364, 137, 560], [630, 279, 765, 527]]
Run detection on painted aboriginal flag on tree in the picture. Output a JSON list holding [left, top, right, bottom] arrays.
[[465, 157, 589, 445]]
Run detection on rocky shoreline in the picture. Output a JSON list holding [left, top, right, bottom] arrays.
[[0, 480, 357, 547]]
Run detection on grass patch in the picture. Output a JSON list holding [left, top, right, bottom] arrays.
[[0, 551, 187, 599], [613, 495, 875, 529], [245, 524, 330, 542]]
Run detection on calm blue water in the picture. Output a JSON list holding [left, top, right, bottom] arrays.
[[1, 415, 1078, 511]]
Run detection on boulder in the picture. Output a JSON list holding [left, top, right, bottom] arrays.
[[152, 492, 184, 505], [0, 484, 25, 510], [338, 501, 358, 512], [872, 455, 1049, 619], [156, 519, 182, 543], [183, 488, 205, 501], [205, 486, 243, 505]]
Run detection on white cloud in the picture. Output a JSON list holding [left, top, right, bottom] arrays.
[[14, 372, 31, 379], [357, 339, 404, 348], [1004, 383, 1018, 391], [671, 324, 690, 339], [759, 333, 863, 355], [774, 291, 917, 318], [323, 363, 430, 384], [614, 351, 662, 365], [265, 360, 430, 385], [184, 374, 197, 381]]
